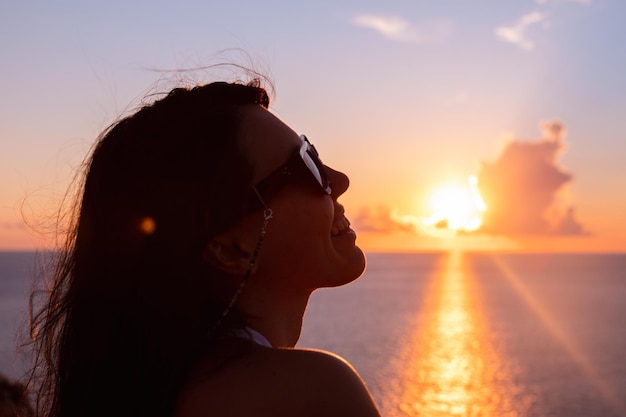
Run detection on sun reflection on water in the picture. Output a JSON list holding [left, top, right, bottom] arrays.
[[389, 251, 520, 417]]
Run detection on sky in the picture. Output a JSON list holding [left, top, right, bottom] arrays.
[[1, 0, 625, 252]]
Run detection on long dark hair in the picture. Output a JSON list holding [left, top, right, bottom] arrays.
[[29, 80, 270, 417]]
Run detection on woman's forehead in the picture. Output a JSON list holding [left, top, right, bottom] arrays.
[[239, 106, 302, 183]]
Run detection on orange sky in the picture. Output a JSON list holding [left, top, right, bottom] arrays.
[[3, 118, 624, 253]]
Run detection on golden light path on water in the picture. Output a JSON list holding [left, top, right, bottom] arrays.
[[384, 251, 525, 417]]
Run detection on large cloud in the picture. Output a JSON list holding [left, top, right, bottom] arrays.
[[477, 120, 587, 235]]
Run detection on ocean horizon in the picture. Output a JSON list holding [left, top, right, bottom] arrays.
[[2, 251, 626, 416]]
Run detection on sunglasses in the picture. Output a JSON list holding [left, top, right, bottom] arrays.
[[248, 135, 331, 211]]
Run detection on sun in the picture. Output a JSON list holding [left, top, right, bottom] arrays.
[[424, 176, 487, 232]]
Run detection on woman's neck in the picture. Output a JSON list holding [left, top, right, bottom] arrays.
[[237, 289, 312, 348]]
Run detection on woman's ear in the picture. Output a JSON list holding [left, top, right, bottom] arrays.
[[202, 235, 253, 276]]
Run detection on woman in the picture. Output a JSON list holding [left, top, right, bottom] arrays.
[[29, 80, 381, 417]]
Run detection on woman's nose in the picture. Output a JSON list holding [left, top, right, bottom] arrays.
[[324, 165, 349, 199]]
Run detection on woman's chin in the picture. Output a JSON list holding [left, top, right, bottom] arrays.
[[323, 245, 367, 288]]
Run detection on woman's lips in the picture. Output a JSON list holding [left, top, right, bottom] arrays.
[[331, 214, 352, 237]]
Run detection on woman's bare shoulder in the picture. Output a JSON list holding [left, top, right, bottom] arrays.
[[175, 343, 381, 417], [277, 347, 382, 415]]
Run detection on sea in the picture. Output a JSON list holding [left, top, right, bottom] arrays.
[[1, 251, 625, 417]]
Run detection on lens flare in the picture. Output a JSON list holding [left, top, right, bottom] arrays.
[[139, 216, 156, 235]]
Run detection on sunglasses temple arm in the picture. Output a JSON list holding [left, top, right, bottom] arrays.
[[252, 186, 268, 210]]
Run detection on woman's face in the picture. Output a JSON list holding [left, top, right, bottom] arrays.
[[237, 105, 366, 293]]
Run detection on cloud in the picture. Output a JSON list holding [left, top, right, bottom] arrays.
[[1, 221, 27, 231], [352, 14, 451, 44], [494, 11, 548, 51], [476, 120, 588, 236], [353, 205, 420, 234], [556, 207, 586, 235]]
